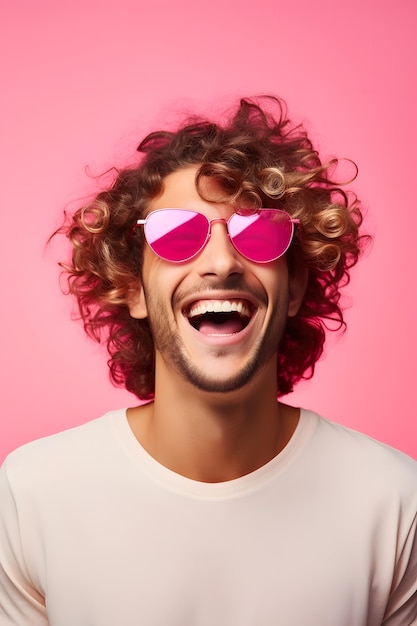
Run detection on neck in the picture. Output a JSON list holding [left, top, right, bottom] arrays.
[[127, 367, 300, 483]]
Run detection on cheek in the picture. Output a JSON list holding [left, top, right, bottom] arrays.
[[258, 258, 289, 296], [141, 253, 189, 305], [141, 249, 167, 289]]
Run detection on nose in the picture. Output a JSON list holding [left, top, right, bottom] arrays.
[[197, 219, 245, 279]]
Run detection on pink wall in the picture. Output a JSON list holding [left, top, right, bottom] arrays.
[[1, 0, 416, 461]]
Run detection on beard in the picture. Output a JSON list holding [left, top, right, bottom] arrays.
[[143, 281, 290, 394]]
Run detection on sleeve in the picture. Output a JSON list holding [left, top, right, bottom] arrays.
[[382, 511, 417, 625], [0, 459, 49, 625]]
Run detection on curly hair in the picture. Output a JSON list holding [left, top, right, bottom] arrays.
[[60, 95, 367, 399]]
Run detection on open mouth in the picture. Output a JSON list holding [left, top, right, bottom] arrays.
[[184, 300, 254, 336]]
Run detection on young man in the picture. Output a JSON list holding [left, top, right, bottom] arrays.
[[1, 96, 416, 625]]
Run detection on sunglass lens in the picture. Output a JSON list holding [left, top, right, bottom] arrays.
[[145, 210, 208, 262], [228, 210, 294, 262]]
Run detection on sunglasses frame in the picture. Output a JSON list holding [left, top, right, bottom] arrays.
[[135, 208, 300, 264]]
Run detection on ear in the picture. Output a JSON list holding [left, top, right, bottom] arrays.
[[287, 266, 308, 318], [127, 283, 148, 319]]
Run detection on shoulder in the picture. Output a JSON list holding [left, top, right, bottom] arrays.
[[0, 409, 127, 490], [303, 410, 417, 502], [312, 412, 417, 469]]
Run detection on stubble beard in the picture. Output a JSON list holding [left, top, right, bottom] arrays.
[[145, 290, 290, 394]]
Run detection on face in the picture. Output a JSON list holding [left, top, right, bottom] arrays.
[[129, 166, 305, 394]]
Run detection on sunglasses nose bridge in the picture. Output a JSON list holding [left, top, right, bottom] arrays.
[[206, 216, 232, 245], [199, 215, 244, 269], [207, 216, 228, 228]]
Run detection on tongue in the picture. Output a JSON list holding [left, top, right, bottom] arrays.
[[198, 317, 245, 336]]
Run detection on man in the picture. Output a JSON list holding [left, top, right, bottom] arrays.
[[1, 96, 416, 625]]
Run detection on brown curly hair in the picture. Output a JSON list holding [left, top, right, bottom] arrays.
[[60, 95, 367, 400]]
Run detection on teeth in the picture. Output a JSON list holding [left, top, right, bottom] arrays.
[[187, 300, 251, 318]]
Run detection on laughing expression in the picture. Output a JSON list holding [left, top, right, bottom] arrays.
[[185, 299, 253, 336], [129, 166, 303, 394]]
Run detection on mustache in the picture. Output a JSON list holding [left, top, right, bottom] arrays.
[[173, 276, 268, 307]]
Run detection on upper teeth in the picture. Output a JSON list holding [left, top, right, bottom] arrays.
[[187, 300, 251, 318]]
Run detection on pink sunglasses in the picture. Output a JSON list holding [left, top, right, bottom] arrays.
[[135, 208, 299, 264]]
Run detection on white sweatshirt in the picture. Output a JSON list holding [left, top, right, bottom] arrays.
[[0, 409, 416, 625]]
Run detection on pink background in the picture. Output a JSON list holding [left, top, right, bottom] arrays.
[[1, 0, 416, 462]]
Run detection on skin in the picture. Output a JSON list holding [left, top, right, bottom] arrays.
[[127, 166, 307, 482]]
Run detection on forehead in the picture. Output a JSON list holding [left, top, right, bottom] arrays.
[[147, 165, 229, 215]]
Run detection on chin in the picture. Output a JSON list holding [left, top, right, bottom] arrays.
[[178, 357, 267, 394]]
